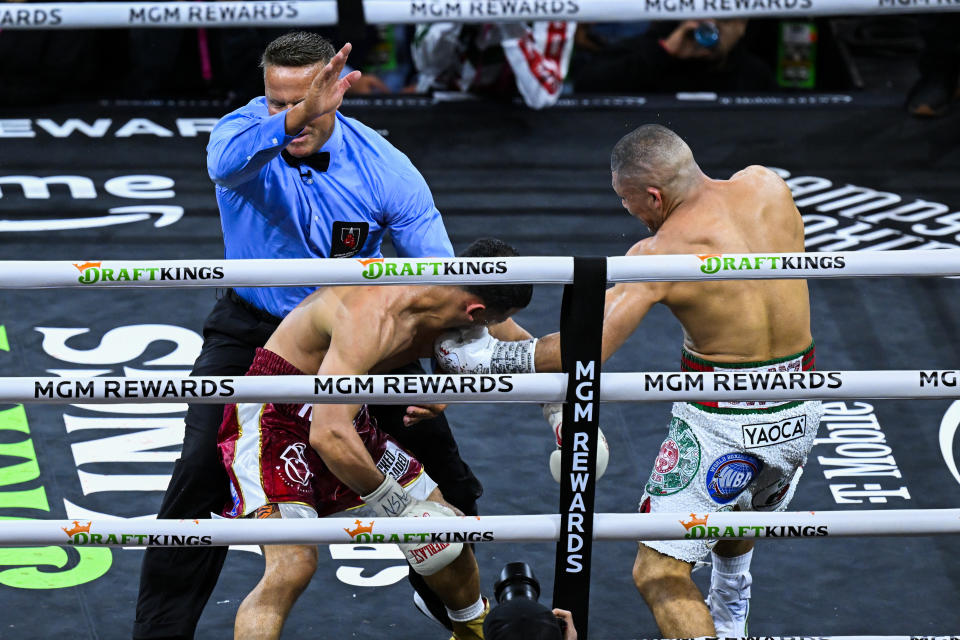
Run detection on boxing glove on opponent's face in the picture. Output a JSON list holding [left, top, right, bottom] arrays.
[[434, 326, 537, 374], [543, 403, 609, 483], [361, 475, 463, 575]]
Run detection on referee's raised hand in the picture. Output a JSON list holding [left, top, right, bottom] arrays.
[[288, 43, 362, 130]]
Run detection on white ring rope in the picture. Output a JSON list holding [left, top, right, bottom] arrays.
[[3, 250, 960, 289], [2, 0, 958, 30], [5, 370, 960, 404], [4, 509, 959, 547]]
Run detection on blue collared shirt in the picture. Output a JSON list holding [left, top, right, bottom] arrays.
[[207, 97, 453, 317]]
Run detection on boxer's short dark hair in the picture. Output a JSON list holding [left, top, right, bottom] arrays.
[[610, 123, 688, 182], [459, 238, 533, 315], [261, 31, 336, 69]]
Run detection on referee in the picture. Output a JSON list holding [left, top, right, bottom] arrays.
[[133, 32, 483, 639]]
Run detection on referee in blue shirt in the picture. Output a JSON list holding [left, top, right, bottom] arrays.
[[134, 32, 482, 639]]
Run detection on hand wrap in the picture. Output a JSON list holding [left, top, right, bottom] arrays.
[[361, 475, 463, 575]]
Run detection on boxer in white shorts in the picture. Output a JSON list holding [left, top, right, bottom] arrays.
[[640, 346, 824, 564], [434, 125, 819, 638]]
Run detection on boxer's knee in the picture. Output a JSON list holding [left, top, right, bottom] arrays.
[[262, 544, 317, 601]]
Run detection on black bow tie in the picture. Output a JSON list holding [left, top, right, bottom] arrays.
[[281, 150, 330, 173]]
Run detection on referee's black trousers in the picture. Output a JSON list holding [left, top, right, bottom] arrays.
[[133, 291, 482, 639]]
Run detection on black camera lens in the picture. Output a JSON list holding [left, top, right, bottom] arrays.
[[485, 563, 564, 640], [494, 562, 541, 603]]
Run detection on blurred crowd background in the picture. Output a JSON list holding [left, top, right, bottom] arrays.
[[1, 0, 958, 117]]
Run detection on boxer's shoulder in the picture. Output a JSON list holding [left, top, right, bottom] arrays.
[[632, 224, 710, 258], [732, 164, 776, 181], [732, 165, 793, 200]]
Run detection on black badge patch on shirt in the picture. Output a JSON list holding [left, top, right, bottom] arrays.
[[331, 221, 369, 258]]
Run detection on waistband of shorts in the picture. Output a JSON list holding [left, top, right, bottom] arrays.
[[681, 342, 815, 414], [246, 348, 372, 424], [248, 348, 305, 377], [681, 342, 815, 372], [684, 399, 812, 415], [226, 288, 283, 326]]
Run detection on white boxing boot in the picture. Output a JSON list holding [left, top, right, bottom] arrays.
[[706, 549, 752, 637]]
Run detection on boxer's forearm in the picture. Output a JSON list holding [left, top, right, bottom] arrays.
[[309, 420, 384, 495], [534, 333, 562, 373], [489, 317, 532, 341]]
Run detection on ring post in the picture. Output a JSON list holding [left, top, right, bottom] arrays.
[[552, 257, 606, 639]]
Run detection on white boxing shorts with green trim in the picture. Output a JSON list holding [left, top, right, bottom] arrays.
[[639, 400, 824, 563]]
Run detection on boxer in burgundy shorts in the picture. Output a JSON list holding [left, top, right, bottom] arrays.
[[218, 348, 429, 518]]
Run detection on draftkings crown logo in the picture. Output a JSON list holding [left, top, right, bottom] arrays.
[[61, 520, 92, 539], [344, 519, 375, 539], [679, 513, 709, 531], [72, 261, 102, 273]]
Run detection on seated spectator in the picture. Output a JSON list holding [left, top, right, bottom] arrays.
[[571, 20, 775, 93], [411, 21, 576, 109], [345, 24, 417, 93]]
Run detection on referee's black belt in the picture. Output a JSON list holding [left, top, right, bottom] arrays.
[[226, 289, 283, 326]]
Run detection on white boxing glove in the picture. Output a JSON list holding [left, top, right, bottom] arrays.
[[543, 403, 609, 483], [434, 326, 537, 374], [361, 475, 463, 576]]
